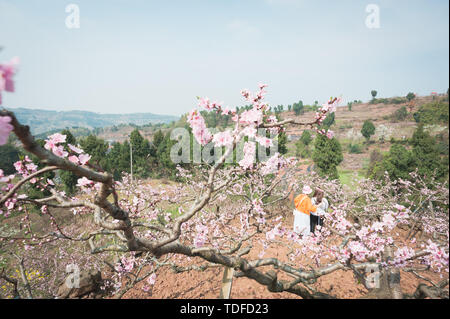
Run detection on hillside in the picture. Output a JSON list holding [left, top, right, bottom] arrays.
[[280, 94, 448, 176], [90, 94, 448, 171], [6, 107, 179, 135]]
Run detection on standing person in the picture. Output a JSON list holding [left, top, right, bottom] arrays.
[[311, 189, 328, 233], [293, 185, 317, 235]]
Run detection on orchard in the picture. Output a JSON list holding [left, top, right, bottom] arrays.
[[0, 57, 448, 300]]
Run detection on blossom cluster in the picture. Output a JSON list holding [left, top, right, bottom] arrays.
[[193, 223, 209, 248], [1, 156, 41, 216], [44, 133, 91, 165], [0, 116, 13, 145], [190, 84, 274, 170], [314, 96, 341, 139], [187, 84, 339, 172], [0, 57, 19, 105], [1, 64, 448, 298], [187, 110, 212, 146], [0, 58, 18, 143]]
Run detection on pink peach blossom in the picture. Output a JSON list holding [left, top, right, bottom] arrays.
[[0, 116, 13, 145]]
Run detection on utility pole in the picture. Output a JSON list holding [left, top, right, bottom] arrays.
[[129, 137, 133, 184]]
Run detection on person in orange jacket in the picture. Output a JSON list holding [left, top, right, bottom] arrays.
[[293, 185, 317, 235]]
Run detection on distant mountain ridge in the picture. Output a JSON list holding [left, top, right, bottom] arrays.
[[7, 107, 179, 134]]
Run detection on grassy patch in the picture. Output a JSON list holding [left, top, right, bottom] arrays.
[[166, 204, 183, 219], [338, 168, 364, 188]]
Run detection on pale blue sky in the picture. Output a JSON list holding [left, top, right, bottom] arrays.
[[0, 0, 448, 116]]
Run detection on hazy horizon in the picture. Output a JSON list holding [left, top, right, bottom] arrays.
[[5, 105, 181, 116], [0, 0, 448, 116]]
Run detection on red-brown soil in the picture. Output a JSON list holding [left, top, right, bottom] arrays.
[[119, 212, 446, 299]]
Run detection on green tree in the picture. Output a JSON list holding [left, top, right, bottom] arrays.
[[406, 92, 415, 102], [366, 150, 384, 179], [368, 125, 449, 182], [150, 129, 165, 165], [312, 134, 343, 180], [300, 130, 312, 146], [0, 143, 20, 175], [61, 129, 76, 145], [410, 124, 448, 180], [106, 142, 128, 180], [156, 131, 177, 177], [371, 90, 377, 100], [321, 112, 335, 129], [293, 101, 304, 116], [295, 140, 310, 159], [277, 131, 288, 155], [295, 130, 313, 159], [392, 106, 408, 122], [361, 120, 376, 141], [348, 143, 363, 154], [79, 135, 109, 168], [130, 129, 151, 159], [372, 144, 415, 181], [119, 140, 132, 174], [413, 100, 449, 125], [116, 129, 153, 178], [152, 130, 165, 150]]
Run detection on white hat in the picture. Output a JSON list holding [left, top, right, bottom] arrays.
[[302, 185, 312, 195]]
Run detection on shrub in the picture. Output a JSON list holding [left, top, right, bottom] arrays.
[[413, 100, 449, 125], [300, 130, 312, 146], [361, 120, 376, 141], [435, 132, 449, 156], [366, 150, 384, 179], [348, 143, 363, 154], [293, 101, 304, 115], [370, 125, 449, 182], [390, 97, 407, 105], [312, 134, 343, 180], [370, 98, 389, 104], [295, 141, 311, 158], [410, 124, 449, 180], [391, 106, 408, 122], [295, 130, 313, 158], [376, 144, 415, 181]]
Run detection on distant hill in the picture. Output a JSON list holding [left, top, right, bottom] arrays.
[[7, 107, 179, 134]]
